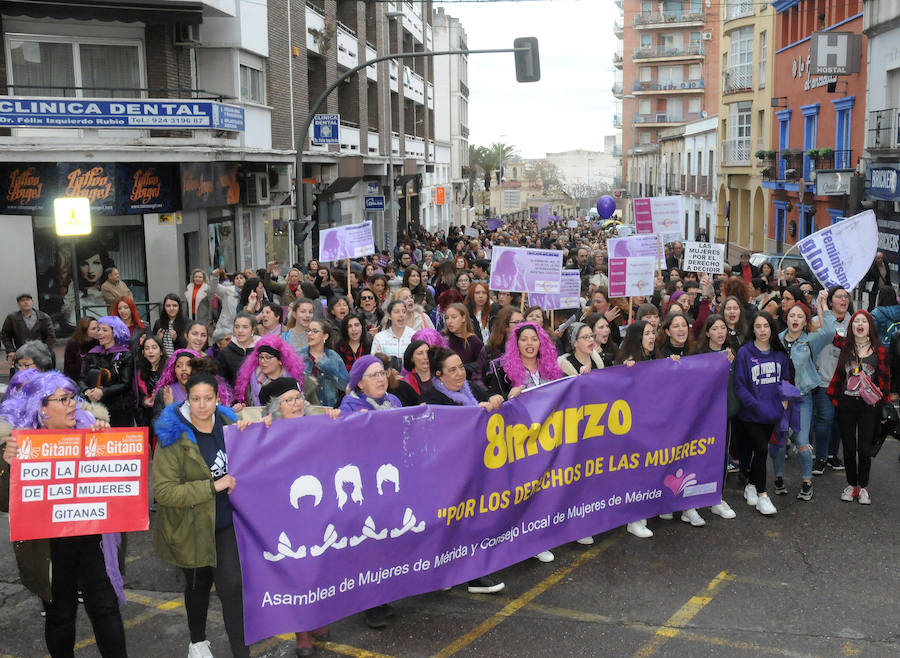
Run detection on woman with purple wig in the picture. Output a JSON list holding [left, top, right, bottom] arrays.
[[79, 315, 135, 427], [484, 321, 564, 563], [233, 334, 310, 406], [0, 371, 127, 656]]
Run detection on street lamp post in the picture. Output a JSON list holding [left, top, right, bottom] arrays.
[[384, 10, 404, 252]]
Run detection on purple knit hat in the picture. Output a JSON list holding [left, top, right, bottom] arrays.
[[348, 355, 382, 391]]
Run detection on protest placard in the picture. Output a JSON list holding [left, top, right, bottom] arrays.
[[608, 235, 663, 261], [463, 226, 479, 238], [607, 256, 656, 297], [489, 246, 563, 294], [319, 222, 375, 262], [566, 219, 578, 229], [9, 428, 149, 541], [682, 241, 725, 276], [537, 204, 551, 230], [529, 269, 582, 310], [227, 354, 728, 642], [487, 219, 502, 231], [633, 196, 683, 237], [797, 209, 877, 290]]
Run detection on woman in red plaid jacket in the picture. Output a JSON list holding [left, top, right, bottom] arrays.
[[826, 309, 891, 505]]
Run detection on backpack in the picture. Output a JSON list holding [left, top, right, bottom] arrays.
[[882, 321, 900, 348]]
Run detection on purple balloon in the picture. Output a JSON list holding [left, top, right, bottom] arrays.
[[597, 195, 617, 219]]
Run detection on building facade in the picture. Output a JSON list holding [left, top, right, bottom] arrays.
[[616, 0, 721, 204], [0, 0, 464, 337], [716, 0, 776, 253], [763, 0, 867, 253], [862, 0, 900, 278]]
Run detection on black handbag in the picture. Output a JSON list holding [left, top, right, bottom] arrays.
[[873, 402, 899, 457]]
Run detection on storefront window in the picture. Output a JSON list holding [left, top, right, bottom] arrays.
[[208, 217, 237, 274], [265, 206, 295, 270], [33, 216, 148, 337]]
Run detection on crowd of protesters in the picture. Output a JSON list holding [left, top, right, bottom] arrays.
[[1, 217, 897, 657]]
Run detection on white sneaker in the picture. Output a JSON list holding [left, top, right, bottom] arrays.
[[534, 550, 555, 562], [840, 485, 857, 501], [858, 487, 871, 505], [576, 536, 594, 545], [709, 500, 736, 519], [680, 508, 706, 526], [743, 484, 758, 506], [626, 520, 653, 538], [658, 513, 674, 520], [756, 494, 777, 515], [188, 641, 213, 658]]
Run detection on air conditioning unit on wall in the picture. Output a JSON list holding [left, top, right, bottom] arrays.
[[246, 172, 270, 206], [702, 32, 713, 41], [174, 24, 200, 46]]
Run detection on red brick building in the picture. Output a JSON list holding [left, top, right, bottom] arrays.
[[763, 0, 867, 252]]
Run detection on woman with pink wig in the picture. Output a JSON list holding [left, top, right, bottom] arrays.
[[233, 334, 309, 406], [484, 321, 563, 564], [152, 349, 234, 421]]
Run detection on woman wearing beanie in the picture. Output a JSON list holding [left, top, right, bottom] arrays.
[[774, 290, 834, 500], [826, 310, 891, 504], [733, 311, 792, 516]]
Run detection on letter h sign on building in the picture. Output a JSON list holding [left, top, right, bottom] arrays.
[[9, 428, 149, 541]]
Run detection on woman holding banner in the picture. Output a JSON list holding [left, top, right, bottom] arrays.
[[153, 361, 250, 658], [419, 347, 507, 593], [485, 322, 564, 561], [0, 372, 126, 658], [733, 312, 791, 516], [826, 310, 891, 505]]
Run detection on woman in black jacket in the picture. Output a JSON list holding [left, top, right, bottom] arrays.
[[80, 315, 135, 427]]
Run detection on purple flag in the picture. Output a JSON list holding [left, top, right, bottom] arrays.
[[226, 354, 728, 643]]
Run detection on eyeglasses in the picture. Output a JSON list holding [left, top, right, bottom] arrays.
[[258, 354, 278, 362], [363, 370, 387, 379], [46, 394, 76, 406], [281, 395, 304, 405], [833, 293, 850, 300], [306, 328, 322, 335], [577, 334, 594, 341], [360, 295, 375, 301]]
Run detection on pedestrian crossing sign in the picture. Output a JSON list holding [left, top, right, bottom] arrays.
[[54, 197, 92, 236]]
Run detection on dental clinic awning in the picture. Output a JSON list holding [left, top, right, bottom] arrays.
[[0, 0, 203, 25]]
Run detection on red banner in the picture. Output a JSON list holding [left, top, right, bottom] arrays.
[[9, 428, 149, 541]]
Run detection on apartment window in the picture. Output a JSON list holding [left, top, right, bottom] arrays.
[[725, 0, 754, 21], [688, 98, 701, 114], [777, 109, 792, 178], [802, 103, 819, 178], [727, 101, 752, 163], [758, 31, 767, 88], [639, 131, 652, 145], [240, 65, 265, 104], [689, 64, 702, 81], [689, 31, 701, 45], [727, 27, 753, 91], [639, 67, 652, 82], [639, 99, 651, 115], [7, 35, 143, 98], [833, 96, 855, 168], [641, 34, 652, 49]]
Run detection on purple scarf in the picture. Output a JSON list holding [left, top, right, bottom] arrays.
[[431, 378, 479, 407], [87, 343, 130, 355]]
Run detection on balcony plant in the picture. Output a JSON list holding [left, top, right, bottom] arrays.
[[818, 147, 834, 167], [805, 148, 820, 159], [785, 168, 799, 180], [755, 150, 775, 161], [765, 150, 777, 159], [761, 167, 774, 179]]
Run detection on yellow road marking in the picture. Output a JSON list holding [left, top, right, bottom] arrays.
[[632, 570, 734, 657], [251, 634, 394, 658], [432, 536, 618, 658]]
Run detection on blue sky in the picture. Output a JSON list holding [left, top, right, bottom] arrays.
[[435, 0, 618, 158]]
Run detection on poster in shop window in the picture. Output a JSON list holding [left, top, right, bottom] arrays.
[[9, 428, 149, 541]]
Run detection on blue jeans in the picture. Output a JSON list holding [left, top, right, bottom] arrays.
[[813, 386, 843, 460], [775, 392, 813, 480]]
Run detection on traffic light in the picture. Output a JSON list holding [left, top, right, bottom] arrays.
[[301, 183, 317, 218], [514, 37, 540, 83]]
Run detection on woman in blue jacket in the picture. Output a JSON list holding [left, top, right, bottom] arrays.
[[299, 319, 349, 408], [775, 289, 833, 501], [733, 311, 792, 516]]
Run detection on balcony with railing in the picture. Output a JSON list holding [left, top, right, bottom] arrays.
[[367, 130, 379, 155], [633, 44, 705, 60], [633, 78, 705, 93], [696, 175, 711, 197], [366, 44, 377, 81], [867, 109, 899, 151], [404, 66, 425, 105], [613, 51, 624, 68], [723, 63, 753, 94], [401, 1, 424, 43], [667, 173, 683, 192], [460, 123, 469, 138], [336, 24, 359, 70], [405, 133, 425, 158], [633, 11, 706, 28], [613, 113, 623, 128], [614, 19, 624, 36], [634, 112, 684, 125], [723, 137, 752, 165], [612, 82, 623, 98], [339, 120, 360, 153], [685, 174, 696, 193], [306, 3, 325, 54], [724, 0, 755, 22]]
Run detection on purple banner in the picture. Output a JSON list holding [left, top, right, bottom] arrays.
[[487, 218, 503, 231], [226, 354, 728, 643]]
